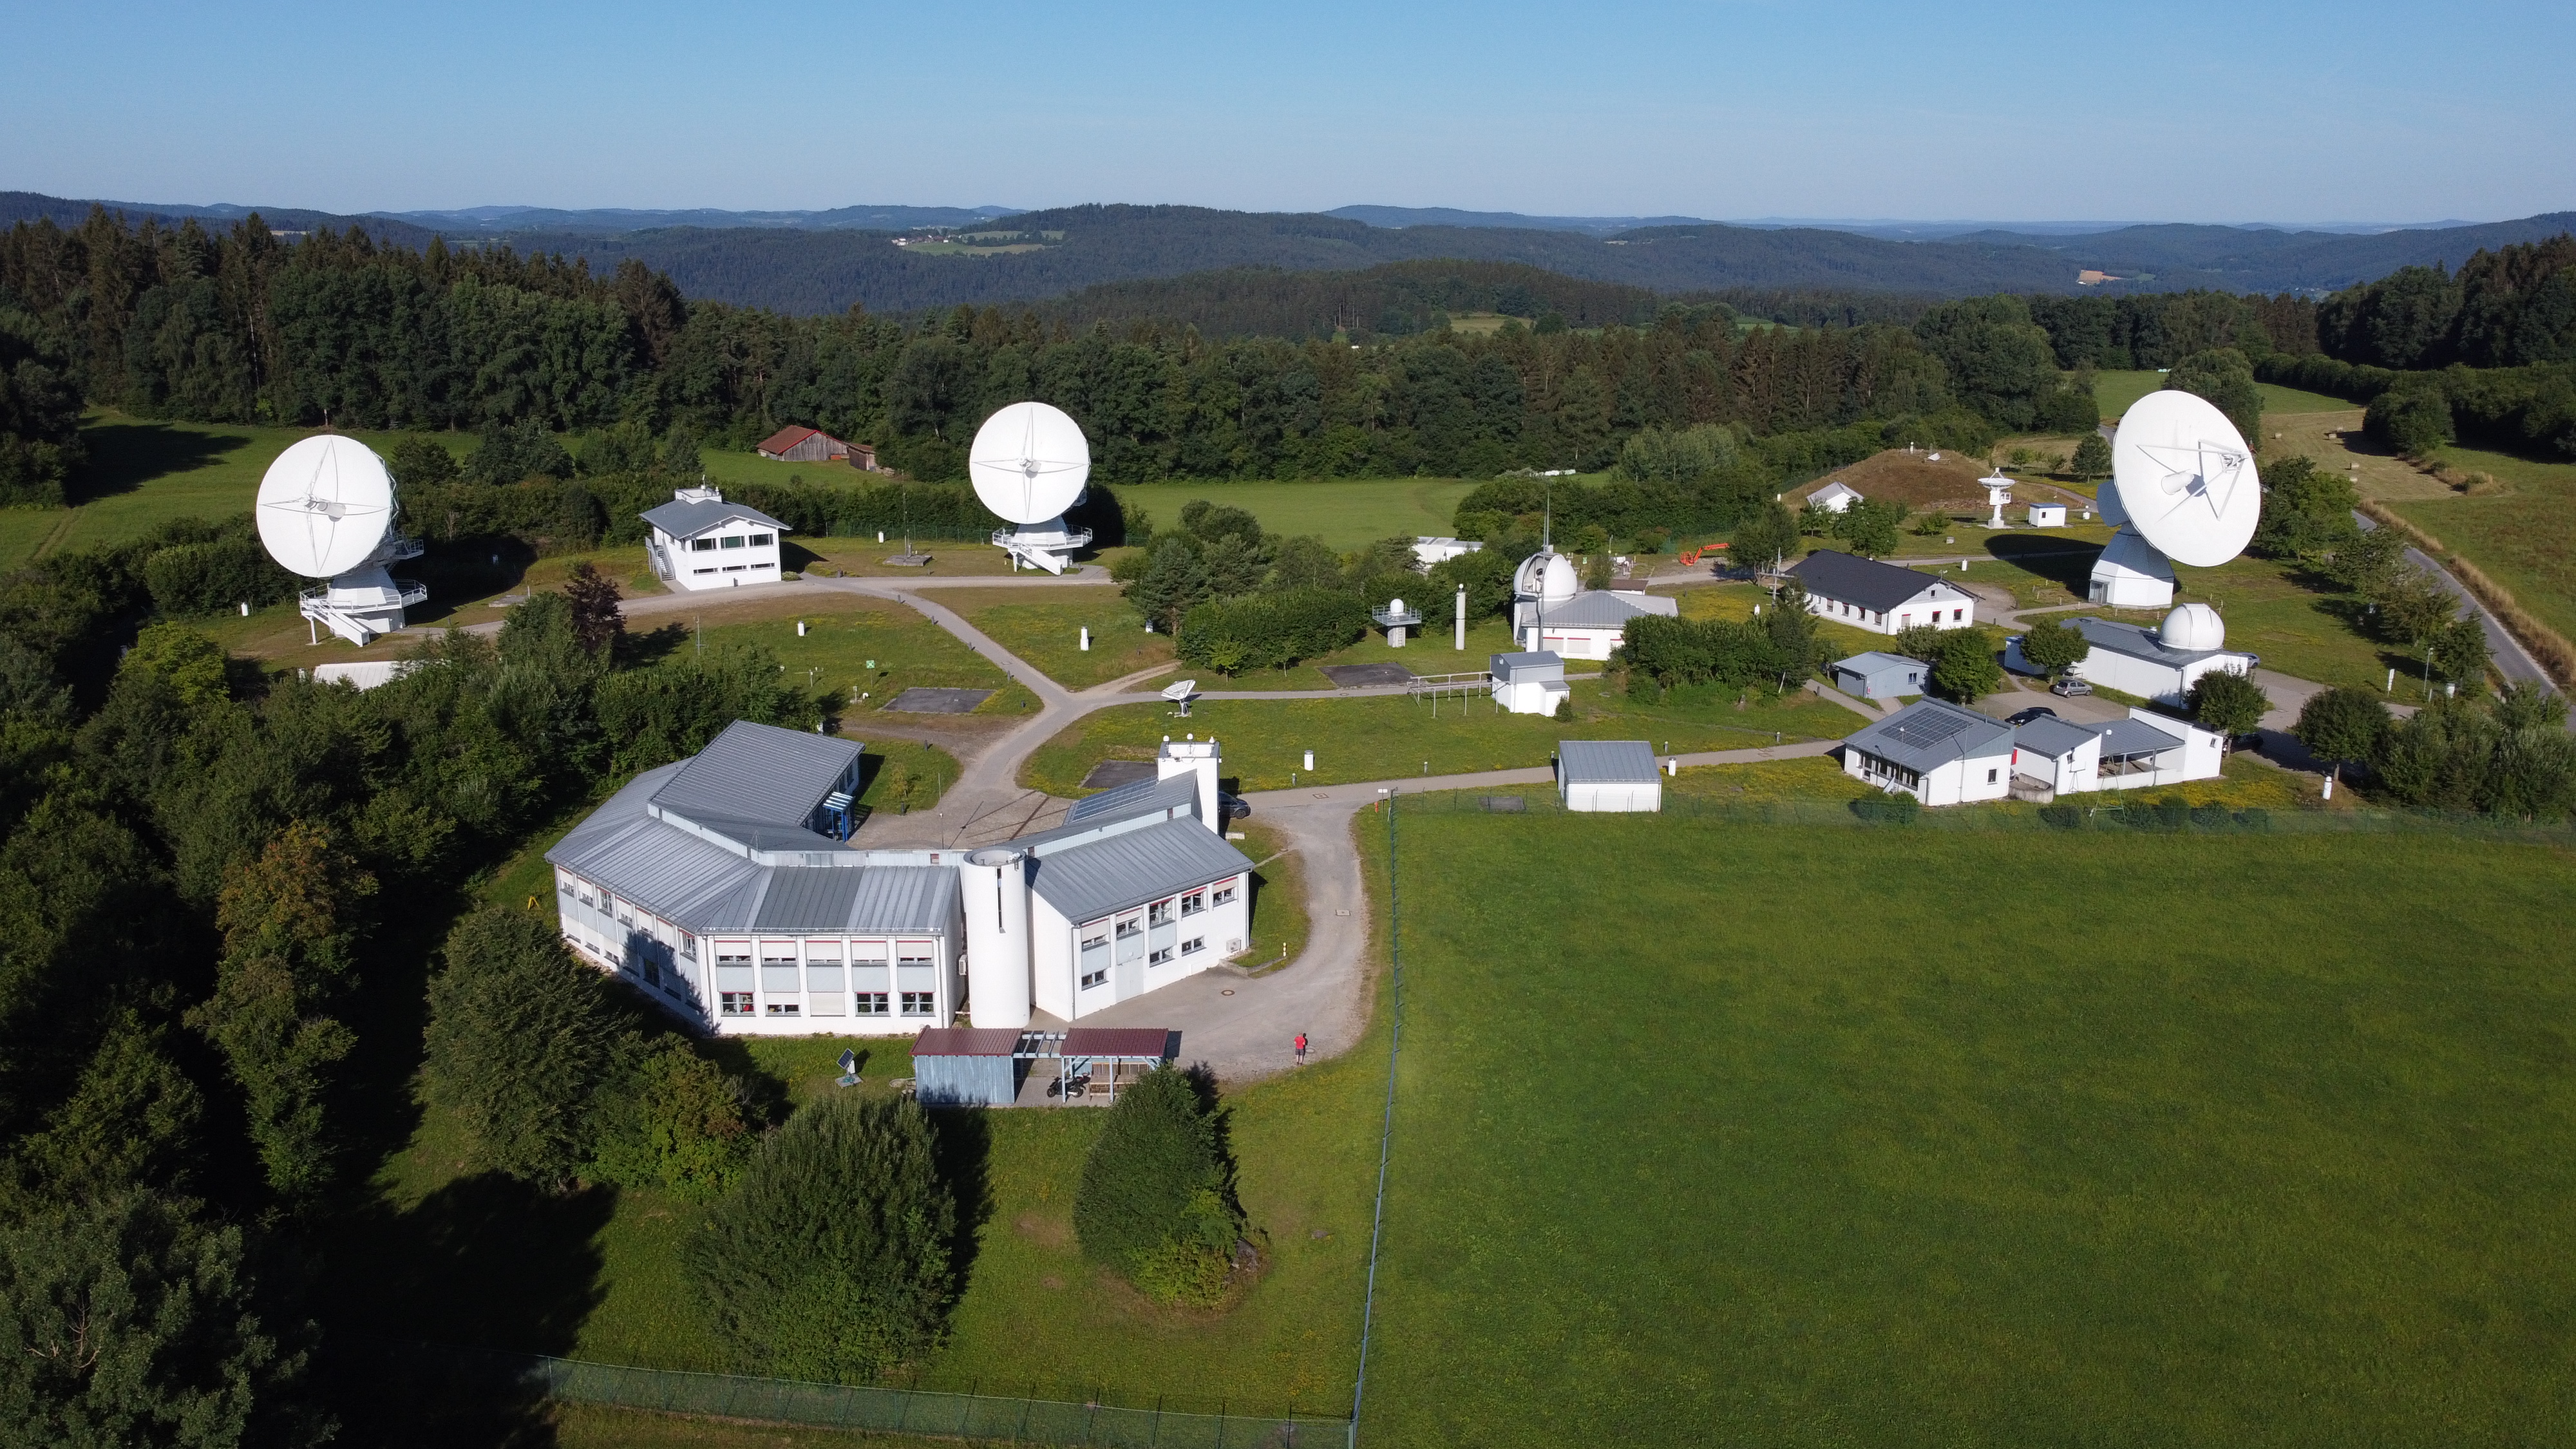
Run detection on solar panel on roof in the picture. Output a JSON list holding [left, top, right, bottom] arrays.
[[1888, 712, 1971, 748]]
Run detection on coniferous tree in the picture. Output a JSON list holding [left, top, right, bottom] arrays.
[[1073, 1066, 1245, 1305], [419, 906, 627, 1189], [683, 1093, 954, 1381]]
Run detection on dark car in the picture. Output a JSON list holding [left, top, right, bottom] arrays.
[[2005, 706, 2058, 726], [2049, 677, 2094, 697], [1219, 791, 1251, 820]]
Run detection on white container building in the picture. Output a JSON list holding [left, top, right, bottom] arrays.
[[1557, 739, 1662, 812]]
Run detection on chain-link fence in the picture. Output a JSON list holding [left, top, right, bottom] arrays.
[[352, 1339, 1347, 1448], [1396, 782, 2576, 843]]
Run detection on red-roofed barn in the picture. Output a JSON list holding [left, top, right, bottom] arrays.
[[756, 425, 851, 463]]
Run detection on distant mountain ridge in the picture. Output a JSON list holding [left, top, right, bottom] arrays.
[[5, 190, 2568, 316]]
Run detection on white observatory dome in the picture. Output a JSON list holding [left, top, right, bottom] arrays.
[[1513, 551, 1580, 603], [2159, 602, 2226, 652]]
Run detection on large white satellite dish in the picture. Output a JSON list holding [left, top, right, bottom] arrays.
[[257, 435, 395, 578], [2109, 390, 2259, 568], [969, 401, 1090, 526]]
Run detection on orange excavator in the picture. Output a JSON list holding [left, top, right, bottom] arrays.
[[1678, 540, 1730, 566]]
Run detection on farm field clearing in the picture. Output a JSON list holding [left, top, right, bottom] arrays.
[[2387, 443, 2576, 650], [1355, 810, 2576, 1447], [1019, 684, 1861, 797], [2092, 370, 2353, 421], [1112, 478, 1481, 551]]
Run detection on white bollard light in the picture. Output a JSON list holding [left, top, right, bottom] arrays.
[[1303, 750, 1314, 771], [797, 619, 808, 636], [878, 531, 886, 543], [239, 602, 250, 617], [1080, 626, 1090, 651]]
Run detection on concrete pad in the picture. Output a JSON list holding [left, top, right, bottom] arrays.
[[1320, 663, 1416, 688], [882, 687, 993, 714], [1079, 759, 1157, 790]]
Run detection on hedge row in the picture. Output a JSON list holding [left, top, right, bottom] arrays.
[[1176, 588, 1368, 674]]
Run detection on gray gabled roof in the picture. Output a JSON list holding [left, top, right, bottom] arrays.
[[1515, 591, 1681, 630], [1028, 819, 1254, 925], [1833, 650, 1924, 679], [547, 763, 768, 924], [1557, 739, 1659, 785], [2072, 616, 2246, 668], [2013, 715, 2099, 758], [640, 497, 790, 540], [652, 721, 861, 829], [1789, 551, 1956, 613], [1842, 699, 2015, 772], [1061, 772, 1197, 827]]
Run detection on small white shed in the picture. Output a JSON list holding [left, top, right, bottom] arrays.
[[1492, 651, 1569, 716], [1557, 740, 1662, 813], [1808, 480, 1862, 513], [2027, 501, 2069, 527]]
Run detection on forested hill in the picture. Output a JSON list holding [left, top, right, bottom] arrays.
[[0, 190, 437, 249], [1955, 214, 2576, 292], [487, 203, 2085, 314]]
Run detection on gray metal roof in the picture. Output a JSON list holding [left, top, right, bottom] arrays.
[[1557, 739, 1660, 785], [639, 497, 790, 539], [1490, 650, 1564, 681], [2071, 616, 2244, 668], [1833, 651, 1924, 679], [2098, 715, 2186, 759], [753, 864, 958, 933], [2013, 715, 2099, 758], [1514, 591, 1680, 630], [1789, 551, 1957, 614], [652, 721, 861, 829], [547, 764, 768, 925], [1842, 699, 2015, 772], [1063, 772, 1195, 826], [1028, 819, 1254, 925]]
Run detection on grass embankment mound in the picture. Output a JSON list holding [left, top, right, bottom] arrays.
[[1355, 809, 2576, 1446]]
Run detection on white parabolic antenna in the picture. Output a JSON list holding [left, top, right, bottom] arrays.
[[257, 435, 394, 578], [1162, 679, 1198, 703], [969, 402, 1090, 525], [2109, 390, 2260, 567]]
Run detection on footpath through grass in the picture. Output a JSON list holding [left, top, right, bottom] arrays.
[[1355, 808, 2576, 1447]]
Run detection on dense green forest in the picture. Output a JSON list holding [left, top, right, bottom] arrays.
[[0, 514, 831, 1441]]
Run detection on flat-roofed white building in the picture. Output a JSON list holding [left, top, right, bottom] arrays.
[[1557, 739, 1662, 812], [2011, 709, 2225, 796], [1491, 650, 1569, 715], [1788, 551, 1976, 636], [643, 486, 790, 592]]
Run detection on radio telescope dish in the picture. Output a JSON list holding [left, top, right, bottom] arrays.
[[2110, 390, 2260, 567], [969, 402, 1090, 525], [1162, 679, 1198, 702], [257, 435, 394, 578]]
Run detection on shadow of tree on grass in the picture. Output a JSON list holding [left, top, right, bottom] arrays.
[[73, 418, 249, 502]]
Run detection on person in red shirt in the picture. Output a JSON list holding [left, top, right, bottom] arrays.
[[1294, 1032, 1308, 1065]]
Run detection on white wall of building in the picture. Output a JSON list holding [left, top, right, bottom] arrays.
[[1564, 779, 1662, 812], [2061, 645, 2250, 707], [1844, 747, 2012, 806], [656, 517, 784, 592], [1499, 677, 1570, 715], [1043, 876, 1250, 1021], [1804, 582, 1976, 636]]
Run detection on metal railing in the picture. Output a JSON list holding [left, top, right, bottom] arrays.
[[350, 1340, 1345, 1448], [991, 527, 1096, 550]]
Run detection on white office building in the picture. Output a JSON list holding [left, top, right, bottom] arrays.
[[1788, 551, 1977, 636], [1840, 699, 2016, 806], [643, 486, 790, 592], [546, 723, 1253, 1035]]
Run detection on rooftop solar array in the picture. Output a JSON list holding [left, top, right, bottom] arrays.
[[1888, 711, 1972, 749]]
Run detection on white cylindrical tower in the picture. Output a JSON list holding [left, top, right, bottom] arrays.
[[1454, 585, 1467, 650], [961, 848, 1031, 1028]]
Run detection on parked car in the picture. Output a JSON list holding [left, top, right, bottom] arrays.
[[2049, 677, 2094, 697], [1219, 791, 1251, 820], [2006, 706, 2058, 726]]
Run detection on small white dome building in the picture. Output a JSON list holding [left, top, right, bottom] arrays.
[[1508, 549, 1676, 659], [2159, 602, 2226, 652], [1513, 551, 1580, 604]]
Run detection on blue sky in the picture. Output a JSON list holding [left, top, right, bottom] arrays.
[[5, 0, 2568, 223]]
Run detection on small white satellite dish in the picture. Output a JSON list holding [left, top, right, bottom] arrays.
[[257, 435, 395, 578], [969, 402, 1090, 525], [2110, 390, 2260, 567], [1162, 679, 1198, 702]]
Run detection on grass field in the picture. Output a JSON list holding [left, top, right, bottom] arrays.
[[1019, 683, 1863, 797], [1115, 479, 1482, 551], [2093, 371, 2353, 421], [663, 592, 1036, 721], [938, 587, 1175, 688], [2389, 444, 2576, 649], [1356, 809, 2576, 1447], [1232, 820, 1311, 973]]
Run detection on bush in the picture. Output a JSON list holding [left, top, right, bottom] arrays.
[[2038, 804, 2084, 829], [1929, 628, 2003, 702], [2368, 384, 2454, 457], [2187, 668, 2269, 742], [144, 533, 299, 617], [1177, 588, 1366, 674], [587, 1037, 756, 1200], [1073, 1066, 1245, 1306], [2164, 348, 2263, 442], [684, 1093, 954, 1381], [1553, 696, 1575, 721]]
